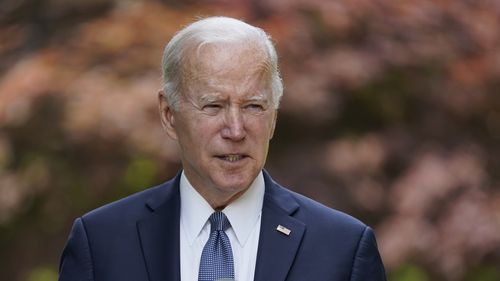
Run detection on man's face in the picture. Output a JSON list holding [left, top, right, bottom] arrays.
[[159, 43, 277, 207]]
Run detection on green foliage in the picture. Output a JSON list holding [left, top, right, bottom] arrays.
[[464, 265, 500, 281], [122, 156, 157, 193], [390, 264, 430, 281], [25, 266, 58, 281]]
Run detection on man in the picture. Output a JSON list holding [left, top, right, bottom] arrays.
[[59, 16, 386, 281]]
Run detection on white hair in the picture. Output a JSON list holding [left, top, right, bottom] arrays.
[[161, 16, 283, 110]]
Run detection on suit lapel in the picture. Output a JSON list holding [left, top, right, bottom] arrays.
[[137, 174, 181, 281], [254, 172, 306, 281]]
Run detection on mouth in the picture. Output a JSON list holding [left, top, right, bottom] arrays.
[[215, 154, 248, 162]]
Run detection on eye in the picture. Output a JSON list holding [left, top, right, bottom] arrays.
[[204, 104, 221, 109], [245, 104, 264, 111], [202, 103, 222, 114]]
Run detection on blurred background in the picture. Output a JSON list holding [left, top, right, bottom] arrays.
[[1, 0, 500, 280]]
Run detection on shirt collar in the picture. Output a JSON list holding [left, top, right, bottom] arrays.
[[179, 170, 265, 247], [223, 172, 264, 246]]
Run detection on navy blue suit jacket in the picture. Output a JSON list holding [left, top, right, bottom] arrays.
[[59, 171, 386, 281]]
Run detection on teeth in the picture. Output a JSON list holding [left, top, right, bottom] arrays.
[[224, 155, 242, 162]]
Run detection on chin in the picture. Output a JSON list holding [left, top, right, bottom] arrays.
[[215, 170, 255, 193]]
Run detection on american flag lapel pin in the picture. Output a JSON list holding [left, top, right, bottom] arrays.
[[276, 224, 291, 236]]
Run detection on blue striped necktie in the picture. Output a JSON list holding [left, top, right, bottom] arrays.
[[198, 212, 235, 281]]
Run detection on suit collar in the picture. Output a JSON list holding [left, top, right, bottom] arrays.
[[144, 172, 182, 211], [254, 170, 305, 281], [138, 172, 182, 281], [262, 170, 300, 214]]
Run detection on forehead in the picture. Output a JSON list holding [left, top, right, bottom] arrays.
[[192, 41, 267, 70], [182, 43, 271, 94]]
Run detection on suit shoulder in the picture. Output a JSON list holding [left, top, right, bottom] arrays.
[[81, 178, 175, 224]]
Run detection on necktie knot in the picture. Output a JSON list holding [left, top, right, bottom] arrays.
[[209, 212, 230, 232]]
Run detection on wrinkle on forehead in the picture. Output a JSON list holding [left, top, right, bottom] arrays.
[[180, 42, 273, 102], [198, 92, 269, 104], [183, 42, 271, 85]]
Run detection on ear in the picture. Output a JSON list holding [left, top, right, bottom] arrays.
[[158, 90, 178, 140], [269, 109, 278, 140]]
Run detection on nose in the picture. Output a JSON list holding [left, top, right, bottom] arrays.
[[221, 106, 246, 141]]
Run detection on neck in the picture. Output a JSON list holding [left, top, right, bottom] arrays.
[[204, 188, 247, 211]]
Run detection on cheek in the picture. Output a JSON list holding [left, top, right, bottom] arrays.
[[181, 114, 216, 135], [185, 118, 222, 149], [249, 116, 275, 138]]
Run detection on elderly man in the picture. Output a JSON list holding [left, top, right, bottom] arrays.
[[59, 17, 386, 281]]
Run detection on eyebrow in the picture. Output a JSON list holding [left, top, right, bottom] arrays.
[[199, 93, 223, 104], [246, 94, 268, 103]]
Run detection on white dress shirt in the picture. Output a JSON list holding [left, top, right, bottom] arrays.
[[179, 171, 264, 281]]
